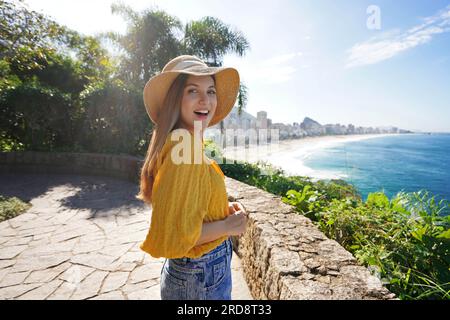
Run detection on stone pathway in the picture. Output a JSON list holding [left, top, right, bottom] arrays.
[[0, 173, 252, 300]]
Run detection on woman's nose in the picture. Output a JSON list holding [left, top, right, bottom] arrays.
[[198, 92, 209, 104]]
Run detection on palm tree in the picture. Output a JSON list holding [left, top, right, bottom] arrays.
[[182, 16, 249, 66], [105, 3, 183, 88]]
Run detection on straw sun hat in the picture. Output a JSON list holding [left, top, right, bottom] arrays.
[[143, 55, 240, 127]]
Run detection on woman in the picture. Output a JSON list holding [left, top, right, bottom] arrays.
[[137, 55, 248, 300]]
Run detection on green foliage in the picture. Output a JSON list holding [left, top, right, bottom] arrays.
[[204, 138, 224, 160], [1, 1, 249, 154], [366, 191, 390, 209], [79, 79, 149, 155], [0, 0, 144, 154], [221, 159, 312, 196], [283, 183, 450, 300], [1, 81, 76, 151], [183, 16, 250, 66], [0, 194, 31, 223], [106, 4, 183, 89], [314, 191, 449, 300], [283, 186, 325, 220]]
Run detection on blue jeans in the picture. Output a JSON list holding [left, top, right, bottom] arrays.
[[160, 237, 233, 300]]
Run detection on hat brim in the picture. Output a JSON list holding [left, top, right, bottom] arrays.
[[143, 67, 240, 127]]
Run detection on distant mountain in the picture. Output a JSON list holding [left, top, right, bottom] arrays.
[[300, 117, 324, 135]]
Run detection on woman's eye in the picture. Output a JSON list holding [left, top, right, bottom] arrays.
[[188, 89, 216, 95]]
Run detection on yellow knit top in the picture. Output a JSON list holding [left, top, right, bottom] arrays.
[[139, 128, 229, 259]]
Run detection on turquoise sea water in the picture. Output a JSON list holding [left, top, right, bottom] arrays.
[[301, 133, 450, 206]]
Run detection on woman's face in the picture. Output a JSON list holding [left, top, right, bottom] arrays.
[[179, 75, 217, 133]]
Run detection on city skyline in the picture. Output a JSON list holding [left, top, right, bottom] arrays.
[[23, 0, 450, 132], [208, 107, 410, 141]]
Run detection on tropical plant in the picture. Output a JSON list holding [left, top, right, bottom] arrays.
[[105, 3, 183, 89], [183, 16, 249, 66]]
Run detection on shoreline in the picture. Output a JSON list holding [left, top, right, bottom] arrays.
[[221, 133, 406, 180]]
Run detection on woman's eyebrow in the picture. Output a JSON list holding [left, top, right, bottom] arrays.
[[185, 83, 216, 88]]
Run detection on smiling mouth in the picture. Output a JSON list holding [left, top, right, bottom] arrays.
[[193, 110, 209, 116]]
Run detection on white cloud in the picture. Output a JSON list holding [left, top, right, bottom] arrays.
[[346, 5, 450, 68], [230, 51, 303, 85], [262, 52, 303, 65]]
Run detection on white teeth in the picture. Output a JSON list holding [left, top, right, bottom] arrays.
[[194, 110, 209, 115]]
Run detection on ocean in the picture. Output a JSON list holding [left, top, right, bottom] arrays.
[[300, 133, 450, 206]]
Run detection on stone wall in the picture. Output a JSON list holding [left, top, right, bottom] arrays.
[[0, 151, 142, 183], [0, 151, 396, 300]]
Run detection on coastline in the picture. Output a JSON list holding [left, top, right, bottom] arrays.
[[221, 133, 405, 180]]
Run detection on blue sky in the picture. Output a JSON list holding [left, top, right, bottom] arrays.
[[24, 0, 450, 132]]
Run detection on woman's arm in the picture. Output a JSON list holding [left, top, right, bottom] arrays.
[[195, 203, 248, 246], [195, 220, 229, 246]]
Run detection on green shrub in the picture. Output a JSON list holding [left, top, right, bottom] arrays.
[[0, 195, 31, 223], [311, 191, 449, 299]]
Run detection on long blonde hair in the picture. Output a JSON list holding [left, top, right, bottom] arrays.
[[136, 73, 189, 205]]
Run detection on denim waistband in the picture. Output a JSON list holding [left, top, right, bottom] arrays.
[[173, 237, 232, 264]]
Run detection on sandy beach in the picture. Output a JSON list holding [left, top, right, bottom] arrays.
[[221, 133, 402, 180]]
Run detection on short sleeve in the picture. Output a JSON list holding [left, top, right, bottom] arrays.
[[139, 133, 212, 258]]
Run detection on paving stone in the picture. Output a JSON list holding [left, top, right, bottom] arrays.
[[127, 284, 160, 300], [70, 270, 108, 300], [7, 213, 37, 229], [24, 262, 71, 284], [52, 228, 92, 243], [72, 239, 105, 255], [18, 225, 57, 237], [115, 262, 137, 272], [101, 243, 134, 258], [15, 219, 54, 231], [0, 245, 28, 259], [0, 283, 41, 300], [0, 260, 16, 270], [0, 267, 13, 284], [78, 231, 105, 243], [0, 228, 17, 237], [46, 210, 79, 225], [47, 281, 77, 300], [28, 237, 51, 247], [2, 236, 33, 247], [122, 279, 159, 295], [13, 252, 72, 272], [116, 251, 146, 265], [71, 253, 117, 271], [89, 290, 125, 300], [59, 265, 96, 284], [104, 232, 146, 246], [129, 264, 162, 284], [100, 272, 129, 294], [17, 280, 63, 300], [0, 237, 12, 245], [19, 239, 78, 258]]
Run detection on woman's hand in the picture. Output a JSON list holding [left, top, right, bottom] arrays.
[[228, 201, 248, 215], [225, 202, 248, 236]]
